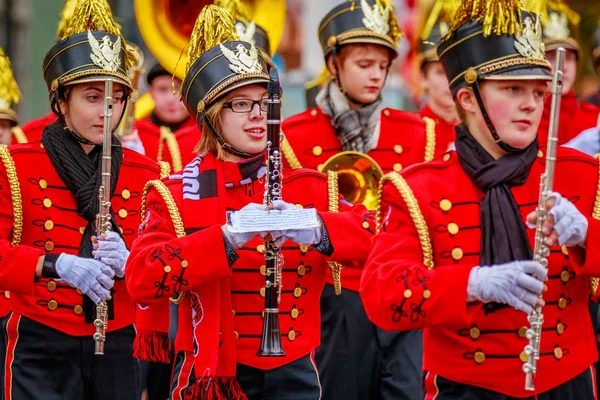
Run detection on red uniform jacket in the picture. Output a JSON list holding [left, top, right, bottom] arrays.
[[0, 142, 160, 335], [19, 113, 57, 144], [126, 165, 374, 370], [134, 118, 199, 173], [419, 103, 458, 158], [281, 106, 435, 291], [538, 90, 600, 146], [360, 148, 600, 397]]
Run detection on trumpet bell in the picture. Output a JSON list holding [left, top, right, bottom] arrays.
[[319, 151, 383, 210]]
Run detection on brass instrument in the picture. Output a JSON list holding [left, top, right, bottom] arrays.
[[523, 47, 565, 391], [115, 43, 144, 138], [258, 67, 285, 357], [319, 152, 383, 210], [93, 78, 116, 355]]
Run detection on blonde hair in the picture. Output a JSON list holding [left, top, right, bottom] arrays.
[[194, 95, 229, 159]]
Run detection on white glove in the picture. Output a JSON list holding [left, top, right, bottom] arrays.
[[55, 253, 115, 304], [467, 260, 547, 314], [269, 200, 322, 248], [222, 203, 268, 249], [93, 231, 129, 278], [526, 192, 588, 247]]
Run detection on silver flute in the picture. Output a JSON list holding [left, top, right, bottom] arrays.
[[93, 78, 115, 355], [522, 47, 565, 391]]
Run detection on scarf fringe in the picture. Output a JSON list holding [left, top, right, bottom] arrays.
[[183, 377, 248, 400], [133, 329, 172, 363]]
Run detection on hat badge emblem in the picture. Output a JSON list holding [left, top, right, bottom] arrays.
[[514, 16, 545, 60], [361, 0, 390, 36], [544, 12, 570, 40], [88, 31, 122, 72], [236, 21, 256, 45], [220, 43, 263, 75]]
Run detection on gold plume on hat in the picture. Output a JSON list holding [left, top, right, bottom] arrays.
[[375, 0, 403, 45], [185, 5, 239, 74], [56, 0, 77, 38], [214, 0, 251, 23], [446, 0, 524, 38], [523, 0, 580, 25], [420, 0, 461, 40], [0, 48, 21, 106]]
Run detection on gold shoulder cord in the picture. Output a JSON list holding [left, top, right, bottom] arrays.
[[422, 117, 436, 162], [376, 172, 434, 270], [11, 127, 27, 144], [280, 131, 302, 169], [326, 170, 343, 295], [140, 180, 188, 304], [0, 147, 23, 247], [590, 158, 600, 295], [158, 161, 171, 179], [158, 126, 183, 172]]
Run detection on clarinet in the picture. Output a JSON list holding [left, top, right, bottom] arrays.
[[523, 47, 565, 390], [257, 67, 286, 357], [93, 78, 115, 355]]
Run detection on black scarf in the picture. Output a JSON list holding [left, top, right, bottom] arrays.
[[42, 120, 123, 321], [455, 123, 537, 267]]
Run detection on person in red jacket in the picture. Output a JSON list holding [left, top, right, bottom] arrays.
[[533, 0, 600, 145], [126, 5, 373, 400], [361, 1, 600, 398], [417, 0, 459, 157], [0, 47, 26, 146], [281, 1, 427, 399], [0, 1, 163, 398]]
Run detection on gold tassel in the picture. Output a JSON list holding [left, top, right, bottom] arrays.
[[213, 0, 251, 23], [305, 66, 331, 90], [0, 48, 21, 106], [185, 5, 239, 75], [447, 0, 523, 38], [420, 0, 461, 40], [56, 0, 78, 38], [60, 0, 121, 39], [375, 0, 403, 45]]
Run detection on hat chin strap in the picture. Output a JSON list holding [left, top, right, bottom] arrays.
[[471, 81, 521, 154], [199, 111, 263, 159]]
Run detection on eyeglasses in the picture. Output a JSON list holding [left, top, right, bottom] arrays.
[[222, 98, 269, 113]]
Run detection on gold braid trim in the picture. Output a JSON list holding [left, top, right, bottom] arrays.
[[280, 131, 302, 169], [159, 126, 183, 172], [0, 146, 23, 247], [422, 117, 436, 162], [590, 157, 600, 295], [376, 172, 434, 270], [11, 126, 27, 144], [140, 180, 188, 304], [158, 161, 171, 179], [326, 171, 343, 295]]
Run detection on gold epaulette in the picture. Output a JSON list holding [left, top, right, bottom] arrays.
[[422, 117, 436, 162], [376, 172, 434, 270], [140, 180, 188, 304], [0, 146, 23, 246], [281, 131, 302, 169], [11, 126, 27, 144], [590, 157, 600, 295], [158, 161, 171, 179], [157, 126, 183, 172], [326, 170, 343, 295]]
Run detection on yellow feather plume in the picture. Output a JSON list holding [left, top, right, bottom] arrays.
[[446, 0, 523, 38], [523, 0, 580, 25], [56, 0, 78, 38], [375, 0, 403, 45], [60, 0, 122, 39], [420, 0, 461, 40], [305, 66, 332, 90], [185, 5, 239, 75], [0, 48, 21, 106], [213, 0, 251, 23]]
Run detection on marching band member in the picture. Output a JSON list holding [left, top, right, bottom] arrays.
[[0, 0, 162, 398], [417, 0, 460, 157], [281, 1, 428, 398], [126, 5, 373, 400], [531, 0, 600, 145], [0, 47, 26, 146], [361, 0, 600, 398]]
